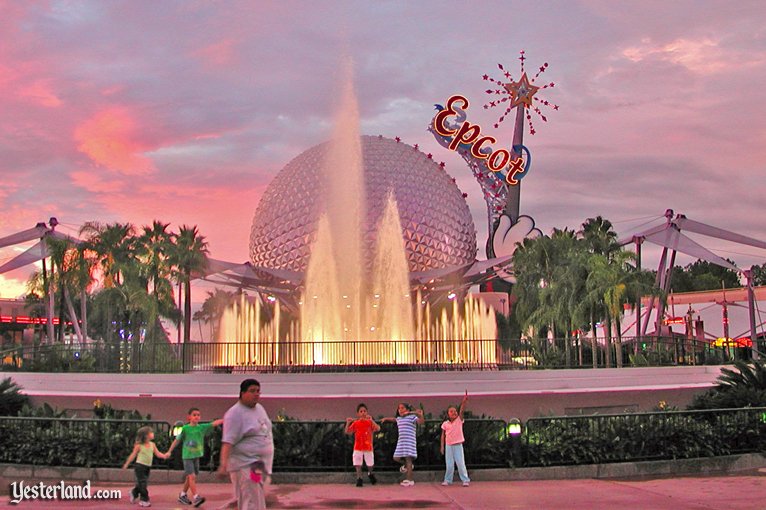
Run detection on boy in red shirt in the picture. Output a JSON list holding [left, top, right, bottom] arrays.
[[345, 403, 380, 487]]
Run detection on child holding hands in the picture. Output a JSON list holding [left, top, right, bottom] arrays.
[[123, 426, 169, 507]]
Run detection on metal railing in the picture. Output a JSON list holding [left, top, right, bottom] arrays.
[[524, 407, 766, 466], [0, 336, 748, 373], [0, 416, 508, 471], [0, 417, 173, 468], [269, 418, 510, 472], [1, 410, 764, 471]]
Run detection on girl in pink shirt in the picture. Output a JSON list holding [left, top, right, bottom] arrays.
[[440, 391, 470, 486]]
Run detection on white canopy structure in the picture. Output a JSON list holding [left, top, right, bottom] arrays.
[[620, 209, 766, 357]]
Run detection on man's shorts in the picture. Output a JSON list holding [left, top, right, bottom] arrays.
[[183, 458, 200, 476], [352, 450, 374, 467]]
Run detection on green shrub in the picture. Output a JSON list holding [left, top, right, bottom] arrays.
[[0, 377, 30, 416], [0, 401, 170, 468]]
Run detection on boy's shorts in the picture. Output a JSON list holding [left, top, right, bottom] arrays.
[[183, 458, 200, 476], [352, 450, 374, 467]]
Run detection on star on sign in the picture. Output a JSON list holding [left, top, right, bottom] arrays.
[[503, 72, 539, 109]]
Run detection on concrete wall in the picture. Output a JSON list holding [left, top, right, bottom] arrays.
[[11, 366, 722, 422]]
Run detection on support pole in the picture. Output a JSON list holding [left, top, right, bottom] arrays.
[[745, 268, 759, 360], [503, 105, 526, 224]]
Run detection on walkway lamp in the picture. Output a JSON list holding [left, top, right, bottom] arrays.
[[507, 418, 523, 467]]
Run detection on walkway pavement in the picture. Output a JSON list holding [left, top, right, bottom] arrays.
[[4, 471, 766, 509]]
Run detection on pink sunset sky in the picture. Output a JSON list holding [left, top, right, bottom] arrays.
[[1, 0, 765, 299]]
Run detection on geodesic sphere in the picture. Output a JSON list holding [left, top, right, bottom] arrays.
[[249, 135, 477, 272]]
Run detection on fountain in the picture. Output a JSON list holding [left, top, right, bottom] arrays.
[[217, 62, 498, 369]]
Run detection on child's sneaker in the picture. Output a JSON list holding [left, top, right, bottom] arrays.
[[178, 493, 192, 505], [368, 473, 377, 485], [138, 502, 151, 508], [462, 481, 470, 487], [441, 481, 451, 486], [400, 479, 414, 486], [356, 478, 363, 487], [193, 495, 206, 508]]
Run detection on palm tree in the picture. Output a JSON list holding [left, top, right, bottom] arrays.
[[80, 222, 136, 289], [80, 222, 138, 343], [23, 282, 46, 345], [717, 359, 766, 391], [583, 250, 657, 368], [194, 289, 235, 341], [0, 378, 30, 416], [169, 225, 209, 343], [579, 216, 619, 259], [512, 228, 584, 366], [137, 221, 180, 340], [45, 236, 85, 343]]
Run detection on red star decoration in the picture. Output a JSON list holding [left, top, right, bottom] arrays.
[[503, 72, 539, 109]]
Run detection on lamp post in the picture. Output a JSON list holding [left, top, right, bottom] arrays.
[[507, 418, 523, 467], [170, 421, 184, 469]]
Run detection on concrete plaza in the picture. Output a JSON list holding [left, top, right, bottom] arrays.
[[3, 473, 766, 509], [3, 455, 766, 509]]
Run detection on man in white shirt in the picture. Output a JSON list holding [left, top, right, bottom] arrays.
[[217, 379, 274, 510]]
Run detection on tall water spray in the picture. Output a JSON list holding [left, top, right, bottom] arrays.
[[217, 63, 498, 368], [371, 192, 415, 341], [308, 61, 366, 341]]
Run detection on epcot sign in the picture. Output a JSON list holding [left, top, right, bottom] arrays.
[[429, 52, 557, 270], [433, 94, 529, 186]]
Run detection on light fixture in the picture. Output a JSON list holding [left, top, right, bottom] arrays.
[[172, 420, 184, 438]]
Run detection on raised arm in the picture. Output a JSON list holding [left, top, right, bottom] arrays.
[[370, 418, 381, 432], [122, 444, 140, 469], [414, 409, 425, 424], [211, 418, 224, 427], [345, 417, 354, 434], [459, 390, 468, 421]]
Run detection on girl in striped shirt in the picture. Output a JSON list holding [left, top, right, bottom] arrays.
[[382, 403, 424, 486]]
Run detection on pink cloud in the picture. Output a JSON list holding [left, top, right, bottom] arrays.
[[68, 170, 126, 194], [99, 181, 268, 263], [18, 79, 62, 107], [74, 107, 157, 175], [193, 38, 239, 69], [620, 37, 755, 75]]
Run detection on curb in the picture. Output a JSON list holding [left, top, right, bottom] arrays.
[[0, 453, 763, 487]]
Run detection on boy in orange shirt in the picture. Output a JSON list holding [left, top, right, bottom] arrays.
[[345, 403, 380, 487]]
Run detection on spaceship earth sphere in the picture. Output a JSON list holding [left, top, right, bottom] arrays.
[[249, 135, 477, 273]]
